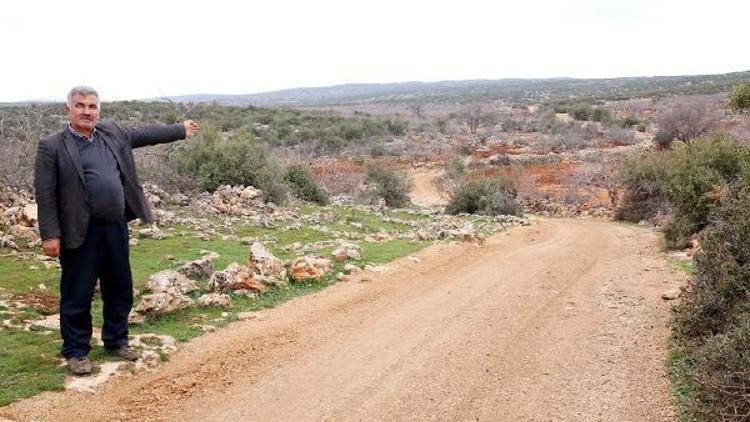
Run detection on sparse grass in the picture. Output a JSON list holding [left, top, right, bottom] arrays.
[[668, 257, 694, 276], [668, 341, 697, 422]]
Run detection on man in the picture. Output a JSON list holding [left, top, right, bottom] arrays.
[[34, 86, 200, 375]]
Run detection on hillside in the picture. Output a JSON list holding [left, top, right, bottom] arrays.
[[164, 70, 750, 107]]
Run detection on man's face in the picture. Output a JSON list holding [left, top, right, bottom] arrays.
[[66, 94, 100, 134]]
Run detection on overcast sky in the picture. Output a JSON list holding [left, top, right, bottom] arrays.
[[2, 0, 748, 102]]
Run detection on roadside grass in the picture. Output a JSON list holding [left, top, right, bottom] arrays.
[[667, 341, 697, 422], [665, 253, 696, 420], [668, 257, 694, 276], [0, 205, 449, 407]]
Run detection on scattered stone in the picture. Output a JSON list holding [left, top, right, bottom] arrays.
[[197, 293, 232, 308], [247, 242, 287, 286], [128, 310, 145, 325], [134, 289, 194, 316], [344, 263, 360, 274], [66, 361, 128, 393], [177, 254, 217, 279], [129, 238, 140, 247], [661, 288, 681, 301], [408, 255, 421, 263], [289, 256, 333, 282], [237, 312, 257, 321], [146, 270, 199, 294], [138, 224, 166, 239], [331, 242, 363, 262], [209, 263, 268, 294]]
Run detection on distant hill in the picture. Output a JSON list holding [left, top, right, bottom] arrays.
[[164, 70, 750, 107]]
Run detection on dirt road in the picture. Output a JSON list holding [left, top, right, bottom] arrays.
[[3, 219, 680, 421], [409, 170, 446, 207]]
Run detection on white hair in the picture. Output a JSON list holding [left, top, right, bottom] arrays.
[[67, 86, 100, 105]]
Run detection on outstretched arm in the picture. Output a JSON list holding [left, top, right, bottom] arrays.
[[127, 120, 200, 148]]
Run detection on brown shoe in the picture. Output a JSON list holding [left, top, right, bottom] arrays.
[[66, 357, 93, 375], [110, 345, 140, 361]]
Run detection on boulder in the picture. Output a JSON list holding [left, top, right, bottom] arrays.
[[247, 242, 286, 279], [197, 293, 232, 308], [134, 288, 194, 316], [331, 242, 362, 262], [248, 242, 287, 284], [20, 204, 38, 227], [177, 254, 218, 279], [208, 262, 268, 294], [289, 256, 333, 283], [146, 270, 199, 294]]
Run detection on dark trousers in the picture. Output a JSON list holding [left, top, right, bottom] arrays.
[[59, 217, 132, 358]]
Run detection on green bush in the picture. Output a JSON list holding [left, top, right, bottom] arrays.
[[615, 153, 670, 223], [729, 83, 750, 113], [363, 164, 412, 208], [671, 180, 750, 420], [283, 165, 329, 205], [619, 116, 642, 127], [617, 135, 750, 247], [445, 177, 520, 216], [663, 134, 749, 248], [177, 127, 288, 204], [591, 107, 611, 123], [569, 103, 593, 121]]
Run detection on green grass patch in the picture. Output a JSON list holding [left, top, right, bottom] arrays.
[[0, 257, 59, 294], [0, 329, 66, 407], [668, 257, 694, 276]]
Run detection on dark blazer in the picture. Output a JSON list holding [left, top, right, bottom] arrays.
[[34, 121, 186, 249]]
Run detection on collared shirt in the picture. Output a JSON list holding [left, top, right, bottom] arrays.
[[68, 123, 97, 143]]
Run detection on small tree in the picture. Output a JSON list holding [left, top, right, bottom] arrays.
[[655, 97, 714, 147], [459, 104, 496, 135]]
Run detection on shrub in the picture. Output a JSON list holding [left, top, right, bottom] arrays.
[[619, 116, 642, 127], [177, 127, 288, 204], [591, 107, 611, 123], [671, 180, 750, 420], [362, 164, 412, 208], [615, 153, 670, 222], [569, 103, 592, 121], [283, 165, 329, 205], [663, 134, 749, 248], [445, 177, 520, 216], [729, 83, 750, 113]]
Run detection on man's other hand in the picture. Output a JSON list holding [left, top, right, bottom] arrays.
[[42, 238, 60, 258], [183, 120, 200, 138]]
